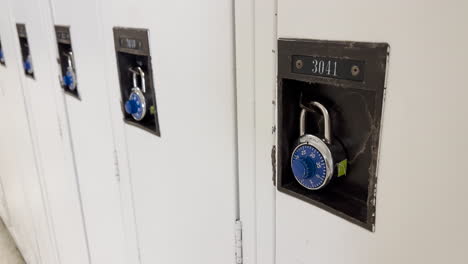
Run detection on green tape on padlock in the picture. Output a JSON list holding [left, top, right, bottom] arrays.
[[337, 159, 347, 177]]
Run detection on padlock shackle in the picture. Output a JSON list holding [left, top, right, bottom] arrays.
[[62, 51, 74, 69], [128, 66, 146, 93], [299, 101, 332, 144]]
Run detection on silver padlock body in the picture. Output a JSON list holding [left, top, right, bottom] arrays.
[[294, 134, 334, 189], [129, 87, 147, 121], [67, 67, 77, 90], [293, 134, 347, 190]]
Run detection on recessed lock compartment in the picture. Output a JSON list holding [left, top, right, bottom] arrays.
[[55, 26, 79, 98], [16, 24, 34, 78], [113, 27, 160, 136], [0, 37, 6, 66], [277, 39, 389, 231]]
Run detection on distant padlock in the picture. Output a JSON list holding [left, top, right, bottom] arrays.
[[0, 48, 5, 64], [23, 54, 33, 74], [63, 51, 77, 90], [124, 66, 147, 121], [290, 101, 347, 190]]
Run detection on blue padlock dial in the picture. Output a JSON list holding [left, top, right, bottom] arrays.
[[125, 90, 146, 121], [23, 58, 33, 73], [291, 144, 327, 189], [125, 98, 138, 114], [63, 70, 75, 88]]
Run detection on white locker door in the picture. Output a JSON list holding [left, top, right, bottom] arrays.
[[0, 1, 44, 263], [99, 1, 239, 263], [0, 60, 40, 264], [48, 0, 128, 263], [0, 58, 10, 224], [273, 1, 468, 264], [0, 62, 38, 264], [0, 35, 10, 224], [6, 1, 59, 262], [7, 0, 90, 262]]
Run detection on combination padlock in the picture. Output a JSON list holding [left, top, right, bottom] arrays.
[[124, 66, 147, 121], [291, 101, 347, 190], [62, 51, 77, 90], [23, 54, 33, 74], [0, 48, 5, 64]]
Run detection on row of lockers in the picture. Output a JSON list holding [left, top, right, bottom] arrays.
[[0, 0, 240, 263], [1, 0, 468, 263]]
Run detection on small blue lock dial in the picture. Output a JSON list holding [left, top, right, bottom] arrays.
[[23, 55, 33, 74], [63, 71, 73, 86], [63, 70, 76, 89], [62, 52, 77, 90], [125, 67, 147, 121], [292, 144, 327, 189], [0, 49, 5, 64], [125, 87, 146, 121]]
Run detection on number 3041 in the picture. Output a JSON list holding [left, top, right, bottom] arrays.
[[311, 59, 338, 76]]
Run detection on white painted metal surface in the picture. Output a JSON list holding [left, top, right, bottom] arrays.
[[235, 1, 468, 264], [98, 0, 239, 263], [4, 3, 60, 263], [272, 1, 468, 264], [48, 0, 129, 262], [1, 0, 243, 263], [234, 0, 277, 263], [0, 1, 45, 263], [1, 0, 89, 263], [2, 1, 464, 264]]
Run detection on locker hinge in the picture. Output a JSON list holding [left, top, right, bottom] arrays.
[[271, 145, 276, 186], [235, 220, 243, 264], [113, 150, 120, 182]]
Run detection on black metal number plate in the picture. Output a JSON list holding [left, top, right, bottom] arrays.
[[16, 24, 27, 38], [113, 27, 150, 56], [119, 37, 143, 51], [292, 55, 365, 82], [55, 26, 71, 44]]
